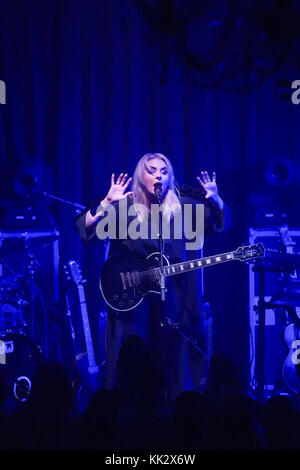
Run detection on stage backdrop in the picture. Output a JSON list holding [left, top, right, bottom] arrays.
[[0, 0, 300, 387]]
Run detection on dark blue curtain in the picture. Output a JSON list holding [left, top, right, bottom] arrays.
[[1, 0, 300, 385]]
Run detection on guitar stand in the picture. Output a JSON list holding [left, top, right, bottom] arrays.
[[65, 291, 77, 357], [160, 316, 210, 361]]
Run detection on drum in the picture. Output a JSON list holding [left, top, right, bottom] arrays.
[[0, 302, 25, 333], [0, 333, 43, 402], [0, 273, 24, 304], [0, 274, 27, 334]]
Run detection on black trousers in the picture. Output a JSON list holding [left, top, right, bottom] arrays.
[[103, 292, 209, 399]]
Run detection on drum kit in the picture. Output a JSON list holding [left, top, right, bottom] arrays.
[[0, 256, 44, 405], [0, 180, 85, 408]]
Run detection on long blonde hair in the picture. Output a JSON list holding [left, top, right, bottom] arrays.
[[132, 153, 181, 221]]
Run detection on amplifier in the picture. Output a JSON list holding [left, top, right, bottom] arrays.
[[248, 227, 300, 398]]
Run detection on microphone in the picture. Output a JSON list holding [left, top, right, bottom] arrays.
[[154, 182, 162, 198]]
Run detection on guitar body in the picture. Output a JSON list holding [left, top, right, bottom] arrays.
[[99, 252, 170, 311], [282, 323, 300, 393]]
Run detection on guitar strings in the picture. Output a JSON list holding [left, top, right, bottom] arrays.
[[124, 245, 261, 282]]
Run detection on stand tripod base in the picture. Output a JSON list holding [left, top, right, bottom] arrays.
[[161, 316, 210, 361]]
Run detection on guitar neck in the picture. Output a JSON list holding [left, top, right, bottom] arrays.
[[77, 284, 98, 370], [163, 251, 235, 277]]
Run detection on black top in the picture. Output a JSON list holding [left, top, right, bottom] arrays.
[[75, 193, 228, 325]]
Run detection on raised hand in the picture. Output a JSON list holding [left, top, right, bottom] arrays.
[[105, 173, 133, 204], [197, 171, 218, 200], [86, 172, 132, 227]]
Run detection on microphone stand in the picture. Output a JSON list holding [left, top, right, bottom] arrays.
[[154, 185, 166, 302], [23, 236, 44, 356], [40, 191, 86, 215], [155, 184, 209, 361]]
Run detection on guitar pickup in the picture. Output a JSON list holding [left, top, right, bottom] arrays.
[[120, 272, 127, 290], [121, 271, 140, 289], [126, 272, 132, 287], [132, 271, 141, 286]]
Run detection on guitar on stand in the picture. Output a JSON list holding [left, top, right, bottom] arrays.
[[274, 226, 300, 393], [65, 260, 100, 411]]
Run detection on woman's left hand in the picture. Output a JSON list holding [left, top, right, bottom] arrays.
[[197, 171, 218, 200]]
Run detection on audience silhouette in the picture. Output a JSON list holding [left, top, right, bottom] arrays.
[[0, 335, 300, 449]]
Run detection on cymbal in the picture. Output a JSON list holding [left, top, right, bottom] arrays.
[[0, 273, 23, 287]]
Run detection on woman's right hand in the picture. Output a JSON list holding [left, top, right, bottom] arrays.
[[102, 173, 132, 206], [85, 173, 132, 228]]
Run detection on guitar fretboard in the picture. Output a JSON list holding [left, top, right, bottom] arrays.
[[161, 251, 234, 277]]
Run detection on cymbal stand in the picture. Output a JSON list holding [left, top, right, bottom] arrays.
[[254, 266, 266, 402], [23, 236, 47, 359]]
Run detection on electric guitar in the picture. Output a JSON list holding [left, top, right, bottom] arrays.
[[99, 243, 265, 311], [66, 260, 100, 407]]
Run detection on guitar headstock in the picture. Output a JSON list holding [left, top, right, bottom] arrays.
[[64, 260, 86, 286], [233, 243, 265, 261]]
